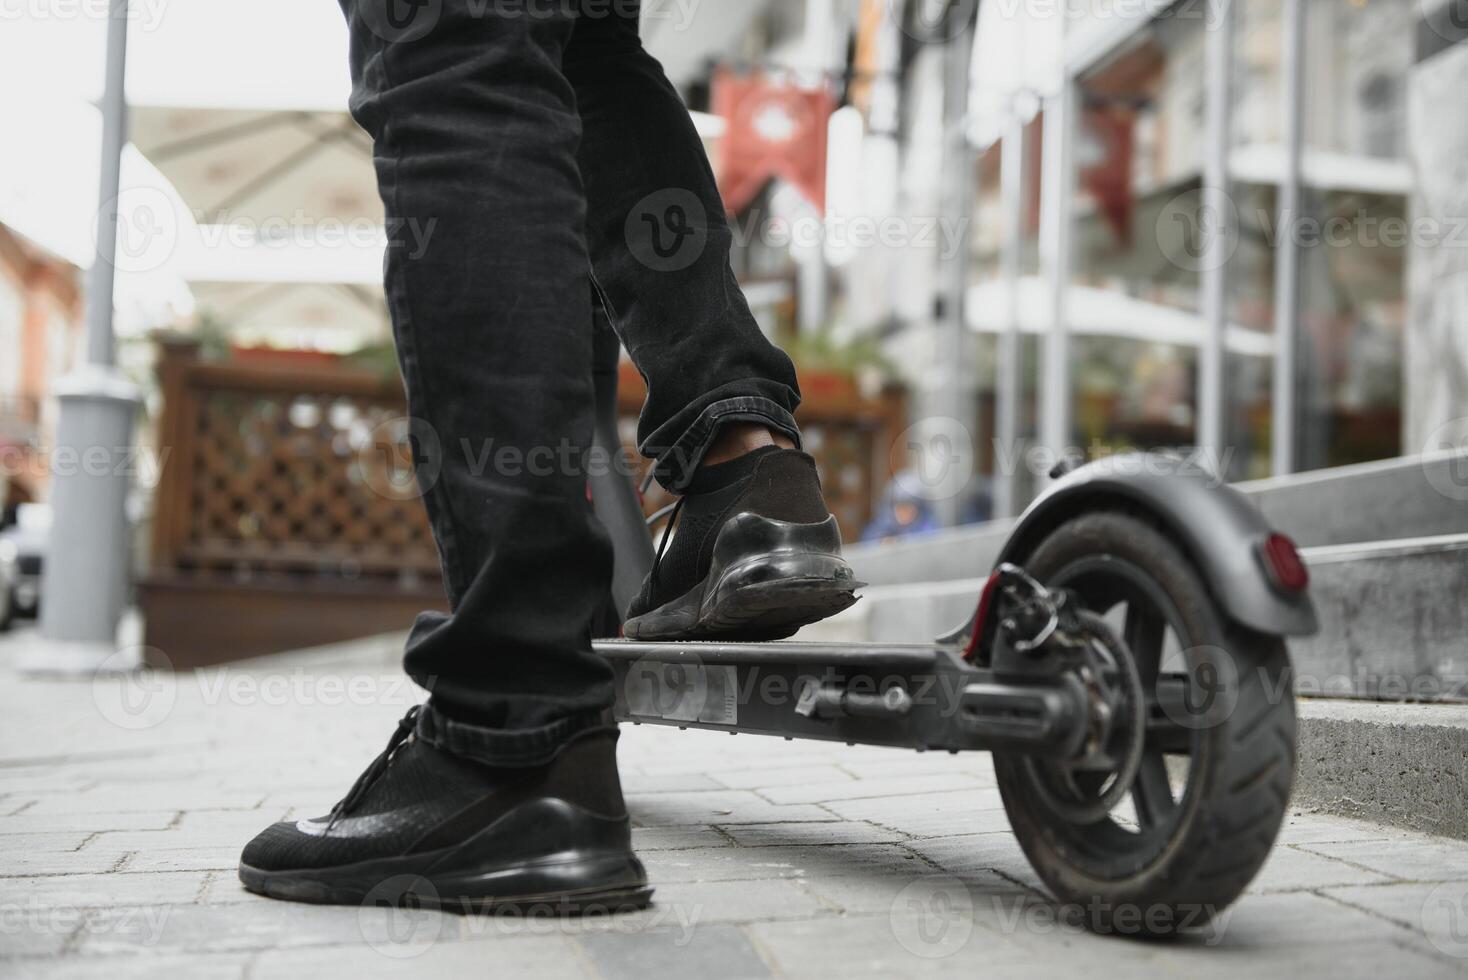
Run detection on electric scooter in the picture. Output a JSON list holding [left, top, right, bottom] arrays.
[[585, 324, 1316, 934]]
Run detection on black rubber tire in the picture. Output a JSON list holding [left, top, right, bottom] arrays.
[[993, 511, 1295, 935]]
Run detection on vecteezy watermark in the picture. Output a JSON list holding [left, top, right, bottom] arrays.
[[358, 0, 443, 43], [621, 656, 976, 726], [1156, 645, 1241, 733], [0, 900, 172, 946], [990, 439, 1234, 488], [732, 209, 970, 262], [1422, 881, 1468, 959], [626, 188, 709, 273], [356, 874, 693, 955], [1156, 185, 1468, 273], [890, 0, 980, 42], [0, 0, 172, 31], [890, 417, 976, 503], [985, 894, 1231, 942], [358, 415, 442, 502], [0, 443, 169, 488], [890, 875, 975, 958], [92, 651, 423, 731], [357, 0, 702, 43], [980, 0, 1229, 31], [95, 186, 181, 275], [354, 423, 643, 502], [190, 670, 423, 711], [359, 876, 445, 958], [623, 193, 972, 273], [1422, 416, 1468, 502], [1154, 186, 1238, 274], [91, 195, 437, 275], [637, 0, 701, 31], [92, 647, 178, 731], [1418, 0, 1468, 43], [199, 213, 437, 262]]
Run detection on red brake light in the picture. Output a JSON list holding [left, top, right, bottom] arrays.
[[1260, 533, 1309, 593]]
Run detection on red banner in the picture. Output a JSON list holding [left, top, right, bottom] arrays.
[[712, 70, 834, 216], [1079, 106, 1134, 245]]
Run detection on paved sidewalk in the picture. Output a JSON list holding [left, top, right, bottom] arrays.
[[2, 630, 1468, 978]]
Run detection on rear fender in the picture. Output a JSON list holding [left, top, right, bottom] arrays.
[[994, 453, 1317, 637]]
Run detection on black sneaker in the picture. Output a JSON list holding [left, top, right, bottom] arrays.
[[239, 707, 651, 914], [622, 447, 861, 641]]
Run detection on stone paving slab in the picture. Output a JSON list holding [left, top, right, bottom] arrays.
[[3, 631, 1468, 977]]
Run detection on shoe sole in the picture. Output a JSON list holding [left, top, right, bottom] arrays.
[[240, 850, 652, 916], [623, 513, 862, 642]]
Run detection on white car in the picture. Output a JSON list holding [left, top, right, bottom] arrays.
[[0, 502, 49, 627], [0, 537, 15, 630]]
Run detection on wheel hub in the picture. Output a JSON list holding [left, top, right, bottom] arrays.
[[992, 569, 1148, 825]]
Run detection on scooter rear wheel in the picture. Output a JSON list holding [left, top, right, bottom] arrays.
[[993, 510, 1295, 935]]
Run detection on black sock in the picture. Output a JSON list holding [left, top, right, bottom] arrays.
[[685, 444, 784, 496]]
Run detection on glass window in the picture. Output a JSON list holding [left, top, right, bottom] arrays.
[[971, 117, 1043, 516], [1069, 8, 1208, 457], [1222, 0, 1284, 480], [1293, 0, 1412, 469]]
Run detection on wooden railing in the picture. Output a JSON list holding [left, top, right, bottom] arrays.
[[149, 336, 439, 584], [142, 336, 904, 666], [142, 337, 443, 666]]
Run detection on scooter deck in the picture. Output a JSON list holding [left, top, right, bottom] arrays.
[[594, 637, 1083, 755], [598, 638, 944, 670]]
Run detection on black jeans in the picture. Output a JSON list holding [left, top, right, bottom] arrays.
[[338, 0, 801, 763]]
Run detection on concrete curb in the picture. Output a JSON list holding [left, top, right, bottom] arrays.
[[1295, 697, 1468, 840]]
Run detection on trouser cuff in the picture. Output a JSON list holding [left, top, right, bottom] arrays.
[[414, 700, 608, 767], [645, 394, 800, 492]]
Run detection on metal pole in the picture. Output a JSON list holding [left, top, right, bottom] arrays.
[[932, 4, 977, 527], [1038, 82, 1075, 457], [31, 0, 144, 672], [993, 110, 1024, 519], [1197, 0, 1235, 466], [86, 0, 129, 367], [1270, 0, 1305, 476]]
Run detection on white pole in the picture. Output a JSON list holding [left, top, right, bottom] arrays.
[[993, 109, 1025, 519], [1271, 0, 1306, 476], [32, 0, 144, 673], [1038, 82, 1075, 457], [1198, 0, 1236, 466], [933, 5, 977, 527]]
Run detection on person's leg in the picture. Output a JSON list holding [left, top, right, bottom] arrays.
[[350, 0, 615, 752], [563, 4, 800, 486], [564, 4, 860, 639], [239, 0, 647, 912]]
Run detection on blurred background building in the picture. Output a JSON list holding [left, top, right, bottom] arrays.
[[0, 0, 1464, 666]]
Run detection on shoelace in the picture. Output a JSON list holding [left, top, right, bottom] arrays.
[[325, 704, 421, 832], [648, 495, 685, 591]]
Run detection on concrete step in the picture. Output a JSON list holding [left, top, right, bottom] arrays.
[[803, 532, 1468, 702], [1246, 449, 1468, 547], [843, 449, 1468, 588], [1296, 698, 1468, 839], [1292, 534, 1468, 701]]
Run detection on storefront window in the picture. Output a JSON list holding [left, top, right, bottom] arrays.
[[1063, 0, 1415, 477], [1068, 9, 1207, 456], [1293, 0, 1410, 469], [1222, 0, 1283, 480], [971, 118, 1043, 515]]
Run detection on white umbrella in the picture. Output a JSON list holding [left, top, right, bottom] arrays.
[[130, 106, 380, 227]]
